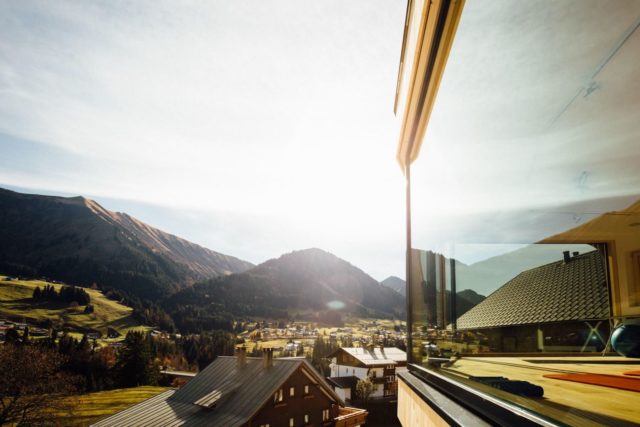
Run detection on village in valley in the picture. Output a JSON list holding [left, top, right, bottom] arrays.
[[0, 273, 409, 426]]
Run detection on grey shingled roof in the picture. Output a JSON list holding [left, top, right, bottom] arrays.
[[457, 250, 609, 330], [92, 357, 343, 427]]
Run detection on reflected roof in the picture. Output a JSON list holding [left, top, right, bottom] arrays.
[[457, 250, 609, 330]]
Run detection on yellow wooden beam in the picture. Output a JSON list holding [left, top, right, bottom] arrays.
[[395, 0, 465, 168]]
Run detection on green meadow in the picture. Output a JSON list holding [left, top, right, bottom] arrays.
[[59, 386, 169, 426], [0, 276, 150, 340]]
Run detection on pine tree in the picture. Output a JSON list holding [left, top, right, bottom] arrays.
[[115, 331, 159, 387]]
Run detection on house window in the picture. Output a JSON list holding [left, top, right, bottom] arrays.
[[260, 425, 270, 427], [371, 370, 377, 378], [289, 386, 295, 397], [273, 389, 283, 403], [322, 409, 330, 421], [304, 414, 309, 423], [289, 418, 294, 427], [304, 384, 310, 395]]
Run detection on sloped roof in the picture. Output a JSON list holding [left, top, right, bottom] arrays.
[[331, 347, 406, 365], [457, 250, 609, 330], [93, 357, 343, 427], [326, 376, 359, 389]]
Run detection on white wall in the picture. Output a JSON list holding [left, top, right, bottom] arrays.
[[371, 383, 384, 398], [330, 363, 369, 380], [335, 387, 350, 402], [369, 367, 384, 379]]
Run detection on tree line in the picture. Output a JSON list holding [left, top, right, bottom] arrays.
[[32, 284, 91, 306], [0, 327, 236, 425]]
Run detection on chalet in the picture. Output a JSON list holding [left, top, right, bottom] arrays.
[[327, 347, 406, 401], [93, 348, 367, 427]]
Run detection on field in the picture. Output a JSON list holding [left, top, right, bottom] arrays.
[[242, 317, 407, 357], [0, 276, 149, 340], [59, 386, 169, 426]]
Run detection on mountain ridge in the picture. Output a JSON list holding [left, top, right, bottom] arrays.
[[167, 248, 406, 331], [0, 188, 253, 300], [381, 275, 406, 295]]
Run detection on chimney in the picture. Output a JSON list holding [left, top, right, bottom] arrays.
[[262, 348, 273, 368], [573, 251, 580, 257], [563, 251, 571, 263], [236, 346, 247, 368]]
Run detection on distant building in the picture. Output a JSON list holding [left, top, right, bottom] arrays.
[[93, 348, 367, 427], [327, 347, 407, 400]]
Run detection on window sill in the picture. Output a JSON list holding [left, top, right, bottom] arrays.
[[402, 365, 559, 426], [273, 402, 286, 408]]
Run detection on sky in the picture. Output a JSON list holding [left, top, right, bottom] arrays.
[[0, 1, 408, 280]]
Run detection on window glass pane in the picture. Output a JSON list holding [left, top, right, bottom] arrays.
[[407, 1, 640, 425]]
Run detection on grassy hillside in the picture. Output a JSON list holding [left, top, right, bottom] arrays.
[[59, 386, 169, 426], [0, 276, 149, 339]]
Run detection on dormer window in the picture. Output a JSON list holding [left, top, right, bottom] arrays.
[[289, 386, 295, 397], [304, 384, 310, 395]]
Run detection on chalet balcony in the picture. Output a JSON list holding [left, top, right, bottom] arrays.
[[333, 407, 368, 427]]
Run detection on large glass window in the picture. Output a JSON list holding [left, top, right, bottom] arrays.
[[405, 1, 640, 425]]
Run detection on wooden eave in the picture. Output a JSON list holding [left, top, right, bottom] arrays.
[[395, 0, 465, 169]]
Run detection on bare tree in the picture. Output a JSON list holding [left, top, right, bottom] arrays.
[[0, 344, 79, 426]]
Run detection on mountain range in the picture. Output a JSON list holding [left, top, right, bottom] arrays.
[[0, 188, 253, 300], [167, 248, 406, 331], [0, 188, 405, 327], [381, 275, 486, 318], [381, 276, 406, 295]]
